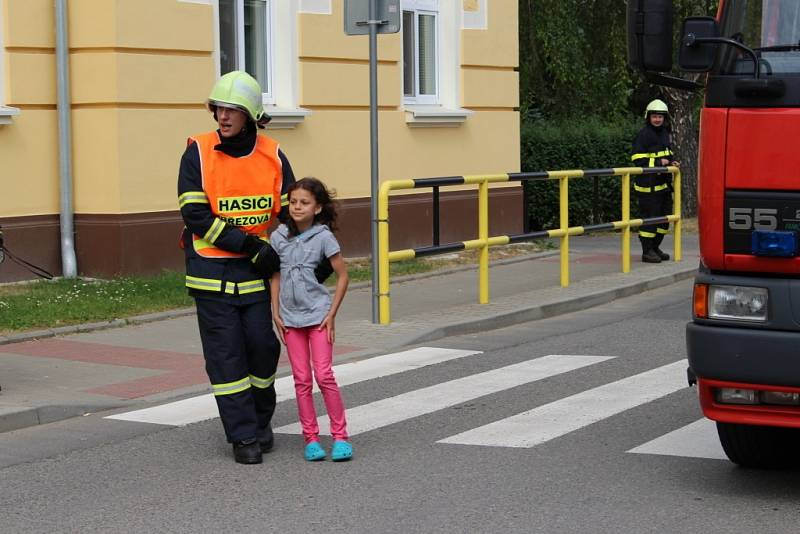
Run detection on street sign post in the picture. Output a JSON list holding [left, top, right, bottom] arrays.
[[344, 0, 399, 324], [344, 0, 401, 35]]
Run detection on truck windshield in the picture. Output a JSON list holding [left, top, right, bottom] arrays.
[[718, 0, 800, 75]]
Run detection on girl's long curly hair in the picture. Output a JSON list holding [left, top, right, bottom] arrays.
[[285, 177, 339, 236]]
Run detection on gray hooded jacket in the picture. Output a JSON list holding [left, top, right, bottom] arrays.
[[270, 223, 340, 328]]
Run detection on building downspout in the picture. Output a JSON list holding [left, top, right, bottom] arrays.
[[55, 0, 77, 278]]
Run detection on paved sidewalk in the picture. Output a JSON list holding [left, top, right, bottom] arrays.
[[0, 234, 699, 433]]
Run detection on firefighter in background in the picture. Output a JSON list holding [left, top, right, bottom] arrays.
[[177, 71, 293, 464], [631, 99, 680, 264]]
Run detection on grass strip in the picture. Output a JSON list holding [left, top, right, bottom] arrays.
[[0, 242, 548, 334], [0, 272, 192, 334]]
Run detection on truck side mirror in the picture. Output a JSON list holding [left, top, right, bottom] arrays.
[[627, 0, 673, 72], [678, 17, 719, 71]]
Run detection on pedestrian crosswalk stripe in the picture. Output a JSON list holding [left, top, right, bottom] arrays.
[[628, 418, 727, 460], [273, 355, 614, 437], [105, 347, 481, 426], [438, 360, 688, 448]]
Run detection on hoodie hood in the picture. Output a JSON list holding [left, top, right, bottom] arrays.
[[275, 223, 329, 241]]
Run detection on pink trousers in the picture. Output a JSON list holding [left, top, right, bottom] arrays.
[[284, 326, 349, 443]]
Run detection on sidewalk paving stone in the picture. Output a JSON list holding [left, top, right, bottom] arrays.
[[0, 234, 700, 433]]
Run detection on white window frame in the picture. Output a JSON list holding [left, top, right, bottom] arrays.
[[213, 0, 310, 128], [402, 0, 440, 105], [0, 0, 19, 125], [402, 0, 471, 127], [215, 0, 274, 105]]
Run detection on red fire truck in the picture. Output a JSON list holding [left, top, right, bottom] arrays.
[[629, 0, 800, 467]]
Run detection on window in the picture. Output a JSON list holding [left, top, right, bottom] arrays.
[[0, 3, 19, 125], [218, 0, 273, 104], [403, 0, 439, 105]]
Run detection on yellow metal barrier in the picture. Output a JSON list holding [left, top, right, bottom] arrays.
[[377, 167, 681, 324]]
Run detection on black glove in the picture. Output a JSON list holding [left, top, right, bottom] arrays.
[[253, 243, 280, 278], [242, 235, 280, 278], [242, 234, 265, 257], [315, 257, 334, 283]]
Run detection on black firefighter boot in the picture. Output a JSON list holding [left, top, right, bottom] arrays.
[[653, 233, 670, 261], [258, 424, 274, 453], [641, 239, 662, 263], [232, 438, 263, 464]]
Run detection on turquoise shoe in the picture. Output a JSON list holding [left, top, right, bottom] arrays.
[[304, 441, 326, 461], [331, 440, 353, 462]]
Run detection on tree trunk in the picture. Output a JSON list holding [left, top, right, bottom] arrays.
[[664, 87, 700, 217]]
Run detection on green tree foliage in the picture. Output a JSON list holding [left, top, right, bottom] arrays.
[[519, 0, 720, 219], [519, 0, 633, 121]]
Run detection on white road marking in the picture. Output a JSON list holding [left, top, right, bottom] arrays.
[[274, 355, 614, 436], [628, 418, 728, 460], [105, 347, 481, 426], [438, 360, 688, 448]]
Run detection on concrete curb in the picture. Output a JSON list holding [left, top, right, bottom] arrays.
[[0, 251, 561, 346], [367, 265, 698, 357], [0, 308, 197, 347], [0, 403, 122, 434], [0, 261, 697, 434]]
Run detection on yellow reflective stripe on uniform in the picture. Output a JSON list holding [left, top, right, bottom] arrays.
[[249, 373, 276, 389], [639, 230, 657, 238], [634, 183, 669, 193], [631, 150, 673, 161], [204, 218, 226, 244], [657, 228, 669, 234], [212, 376, 251, 396], [281, 193, 289, 207], [186, 276, 223, 291], [238, 280, 266, 294], [186, 277, 267, 294], [178, 191, 209, 208]]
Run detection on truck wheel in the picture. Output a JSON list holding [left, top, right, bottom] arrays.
[[716, 422, 800, 468]]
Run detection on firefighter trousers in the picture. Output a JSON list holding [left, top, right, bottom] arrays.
[[637, 190, 671, 251], [195, 295, 281, 443]]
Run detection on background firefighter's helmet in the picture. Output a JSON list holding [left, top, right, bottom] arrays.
[[644, 99, 669, 119], [208, 71, 265, 123]]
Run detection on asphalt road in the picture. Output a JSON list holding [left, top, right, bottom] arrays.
[[2, 279, 800, 533]]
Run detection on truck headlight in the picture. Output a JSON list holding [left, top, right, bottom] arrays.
[[707, 285, 768, 321]]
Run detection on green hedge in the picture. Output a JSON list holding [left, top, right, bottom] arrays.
[[522, 119, 640, 231]]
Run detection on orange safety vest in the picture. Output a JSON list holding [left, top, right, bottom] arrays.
[[188, 131, 283, 258]]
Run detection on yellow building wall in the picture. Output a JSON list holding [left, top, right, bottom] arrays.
[[273, 109, 519, 200], [1, 0, 214, 218], [290, 0, 519, 201], [2, 0, 519, 218]]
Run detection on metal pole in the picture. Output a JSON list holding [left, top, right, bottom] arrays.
[[369, 0, 380, 323], [56, 0, 78, 278], [622, 173, 631, 274], [432, 186, 440, 246], [478, 180, 489, 304]]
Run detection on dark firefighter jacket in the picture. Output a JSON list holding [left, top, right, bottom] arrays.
[[630, 123, 675, 193], [177, 127, 295, 303]]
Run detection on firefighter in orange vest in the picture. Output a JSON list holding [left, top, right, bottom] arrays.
[[177, 71, 297, 464]]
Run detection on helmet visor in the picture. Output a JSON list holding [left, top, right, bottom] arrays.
[[207, 100, 250, 116]]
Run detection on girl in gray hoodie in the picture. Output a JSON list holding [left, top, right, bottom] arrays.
[[269, 177, 352, 462]]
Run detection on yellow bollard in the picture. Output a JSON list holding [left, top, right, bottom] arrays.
[[478, 179, 489, 304], [559, 176, 569, 287], [621, 173, 631, 273], [378, 182, 392, 324]]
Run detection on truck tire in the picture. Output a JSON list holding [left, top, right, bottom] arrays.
[[716, 422, 800, 468]]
